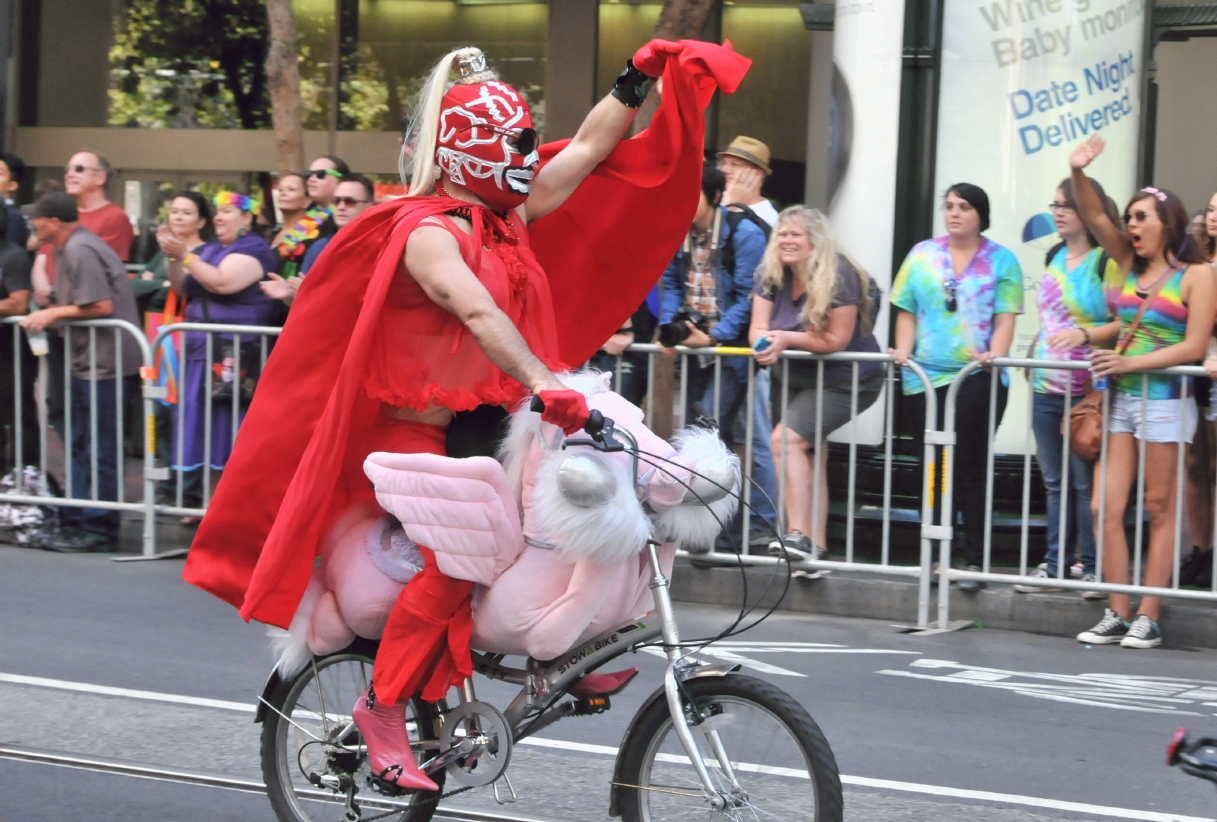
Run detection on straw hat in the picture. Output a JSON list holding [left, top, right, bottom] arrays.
[[717, 136, 772, 175]]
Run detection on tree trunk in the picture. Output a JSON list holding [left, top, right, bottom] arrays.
[[264, 0, 305, 177], [640, 0, 723, 440]]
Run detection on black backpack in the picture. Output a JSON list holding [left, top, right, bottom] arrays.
[[722, 203, 772, 276]]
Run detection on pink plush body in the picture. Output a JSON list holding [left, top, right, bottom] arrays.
[[284, 382, 722, 669]]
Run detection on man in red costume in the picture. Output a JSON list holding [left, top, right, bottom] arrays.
[[184, 40, 749, 792]]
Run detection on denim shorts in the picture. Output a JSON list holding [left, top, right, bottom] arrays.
[[1108, 391, 1198, 444]]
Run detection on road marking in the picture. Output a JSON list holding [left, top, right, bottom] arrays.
[[0, 672, 255, 712], [517, 737, 1209, 822], [878, 659, 1217, 716], [6, 672, 1211, 822], [639, 643, 919, 677]]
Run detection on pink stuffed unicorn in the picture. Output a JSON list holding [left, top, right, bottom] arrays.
[[271, 371, 739, 676]]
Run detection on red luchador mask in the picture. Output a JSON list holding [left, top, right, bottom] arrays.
[[436, 80, 539, 212]]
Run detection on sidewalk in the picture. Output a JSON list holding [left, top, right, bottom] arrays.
[[668, 557, 1217, 650]]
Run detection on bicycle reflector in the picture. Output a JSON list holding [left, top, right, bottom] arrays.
[[1168, 728, 1188, 766]]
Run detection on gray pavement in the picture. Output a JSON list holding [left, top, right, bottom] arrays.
[[1, 544, 1215, 821]]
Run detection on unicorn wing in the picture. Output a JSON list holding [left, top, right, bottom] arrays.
[[363, 452, 524, 586]]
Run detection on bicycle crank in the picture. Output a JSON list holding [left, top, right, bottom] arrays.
[[434, 700, 512, 787]]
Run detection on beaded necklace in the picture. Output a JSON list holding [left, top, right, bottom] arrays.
[[276, 204, 332, 262]]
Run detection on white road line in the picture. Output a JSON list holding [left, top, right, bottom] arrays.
[[0, 672, 255, 712], [518, 738, 1209, 821], [4, 672, 1211, 822]]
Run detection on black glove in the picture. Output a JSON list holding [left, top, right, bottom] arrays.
[[611, 59, 657, 109]]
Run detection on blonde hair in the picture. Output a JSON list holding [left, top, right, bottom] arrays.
[[757, 206, 874, 335], [401, 47, 498, 196]]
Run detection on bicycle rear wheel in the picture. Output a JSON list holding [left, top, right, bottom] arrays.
[[260, 643, 445, 822], [616, 673, 842, 822]]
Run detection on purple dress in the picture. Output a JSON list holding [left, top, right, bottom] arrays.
[[172, 233, 278, 472]]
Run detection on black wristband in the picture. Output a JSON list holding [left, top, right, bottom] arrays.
[[611, 59, 656, 109]]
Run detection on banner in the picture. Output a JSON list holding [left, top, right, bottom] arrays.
[[932, 0, 1145, 453], [829, 0, 906, 445]]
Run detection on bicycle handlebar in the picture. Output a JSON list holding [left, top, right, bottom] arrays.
[[529, 396, 622, 453]]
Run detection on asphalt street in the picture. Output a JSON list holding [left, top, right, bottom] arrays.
[[2, 544, 1215, 822]]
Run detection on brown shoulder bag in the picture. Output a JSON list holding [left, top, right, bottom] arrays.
[[1064, 275, 1164, 462]]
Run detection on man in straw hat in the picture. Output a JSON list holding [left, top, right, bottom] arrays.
[[717, 135, 779, 228]]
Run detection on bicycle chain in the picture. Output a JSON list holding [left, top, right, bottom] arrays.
[[354, 782, 475, 822]]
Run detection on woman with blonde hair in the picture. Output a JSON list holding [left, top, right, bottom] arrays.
[[749, 206, 882, 557]]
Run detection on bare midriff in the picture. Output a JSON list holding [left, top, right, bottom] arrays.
[[380, 402, 455, 428]]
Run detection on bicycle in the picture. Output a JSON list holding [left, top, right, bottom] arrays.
[[256, 404, 844, 822]]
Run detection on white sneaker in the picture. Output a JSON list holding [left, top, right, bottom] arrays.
[[1070, 560, 1084, 579], [1079, 573, 1106, 601], [1077, 609, 1129, 644], [1120, 615, 1162, 649], [1013, 567, 1065, 593]]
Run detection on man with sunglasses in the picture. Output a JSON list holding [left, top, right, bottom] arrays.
[[32, 150, 134, 442]]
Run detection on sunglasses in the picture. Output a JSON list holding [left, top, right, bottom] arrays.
[[1123, 210, 1151, 225], [308, 168, 343, 180], [333, 196, 368, 207], [1047, 202, 1076, 212], [944, 277, 959, 312], [65, 164, 101, 174]]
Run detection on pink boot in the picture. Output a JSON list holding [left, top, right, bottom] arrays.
[[352, 687, 439, 793]]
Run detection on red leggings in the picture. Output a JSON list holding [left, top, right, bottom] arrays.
[[351, 417, 475, 706]]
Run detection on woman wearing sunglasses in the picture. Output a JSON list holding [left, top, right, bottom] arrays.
[[1069, 134, 1217, 649], [1014, 177, 1122, 597], [888, 183, 1024, 590]]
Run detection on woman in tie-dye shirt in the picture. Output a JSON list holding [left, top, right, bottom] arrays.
[[1069, 135, 1217, 651], [888, 183, 1023, 586], [1018, 176, 1122, 598]]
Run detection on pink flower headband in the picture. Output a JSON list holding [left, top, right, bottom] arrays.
[[213, 191, 261, 216], [1140, 187, 1168, 202]]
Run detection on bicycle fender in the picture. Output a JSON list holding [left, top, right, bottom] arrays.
[[254, 667, 285, 724]]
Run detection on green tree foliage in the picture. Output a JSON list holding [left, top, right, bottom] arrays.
[[109, 0, 271, 129]]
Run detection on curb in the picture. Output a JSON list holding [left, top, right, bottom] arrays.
[[668, 557, 1217, 649]]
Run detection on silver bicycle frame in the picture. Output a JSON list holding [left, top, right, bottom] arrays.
[[467, 420, 739, 807]]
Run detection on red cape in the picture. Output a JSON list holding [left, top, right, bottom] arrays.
[[183, 40, 751, 628]]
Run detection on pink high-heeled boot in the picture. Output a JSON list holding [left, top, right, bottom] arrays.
[[352, 686, 439, 793]]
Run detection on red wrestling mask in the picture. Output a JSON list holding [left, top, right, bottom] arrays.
[[436, 80, 539, 212]]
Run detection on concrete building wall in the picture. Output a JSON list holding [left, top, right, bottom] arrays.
[[1152, 36, 1217, 216]]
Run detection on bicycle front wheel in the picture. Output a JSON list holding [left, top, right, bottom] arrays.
[[616, 673, 843, 822], [259, 643, 445, 822]]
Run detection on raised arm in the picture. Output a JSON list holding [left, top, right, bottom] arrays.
[[404, 224, 565, 394], [524, 93, 641, 222], [1069, 135, 1134, 272]]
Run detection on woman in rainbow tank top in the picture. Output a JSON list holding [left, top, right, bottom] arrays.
[[1069, 135, 1217, 650], [1016, 176, 1122, 598]]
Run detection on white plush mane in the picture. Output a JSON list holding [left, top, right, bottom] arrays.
[[498, 370, 612, 501], [652, 425, 741, 550]]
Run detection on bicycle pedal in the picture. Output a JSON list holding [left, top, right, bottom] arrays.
[[365, 773, 405, 797], [572, 695, 611, 716]]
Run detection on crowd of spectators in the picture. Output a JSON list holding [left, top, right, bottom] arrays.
[[0, 146, 380, 547], [2, 128, 1217, 652]]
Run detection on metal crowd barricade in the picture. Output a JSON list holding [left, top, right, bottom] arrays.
[[938, 358, 1217, 630], [607, 343, 942, 629], [0, 317, 157, 556], [149, 322, 282, 526]]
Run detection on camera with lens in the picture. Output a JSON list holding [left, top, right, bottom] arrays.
[[658, 308, 710, 348]]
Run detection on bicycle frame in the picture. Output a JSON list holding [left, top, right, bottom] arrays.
[[464, 538, 741, 808]]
